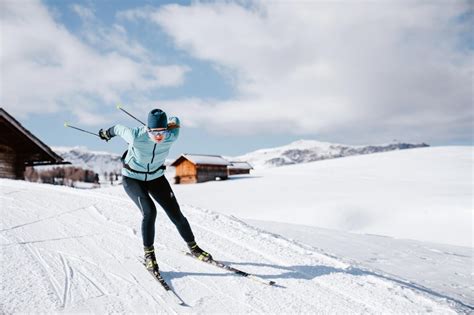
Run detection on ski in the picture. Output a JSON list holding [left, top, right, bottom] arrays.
[[184, 252, 276, 286], [142, 262, 185, 305]]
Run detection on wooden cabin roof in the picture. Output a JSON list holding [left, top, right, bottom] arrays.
[[228, 161, 253, 170], [0, 108, 67, 166], [171, 153, 231, 167]]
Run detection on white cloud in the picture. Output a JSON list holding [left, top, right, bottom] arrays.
[[0, 0, 189, 125], [154, 65, 190, 87], [70, 4, 95, 21], [134, 1, 472, 143], [116, 5, 154, 22], [72, 4, 151, 62]]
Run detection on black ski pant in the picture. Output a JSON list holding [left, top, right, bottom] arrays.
[[122, 175, 195, 247]]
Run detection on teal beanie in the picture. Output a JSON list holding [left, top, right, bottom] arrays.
[[147, 109, 168, 128]]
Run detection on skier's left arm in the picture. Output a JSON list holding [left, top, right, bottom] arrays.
[[99, 124, 137, 144], [166, 117, 180, 142]]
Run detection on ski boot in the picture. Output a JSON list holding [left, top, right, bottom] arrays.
[[144, 245, 159, 273], [187, 241, 213, 262]]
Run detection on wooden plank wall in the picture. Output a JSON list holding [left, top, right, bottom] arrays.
[[175, 160, 197, 177], [175, 160, 197, 184], [0, 144, 17, 179], [174, 160, 229, 184], [229, 169, 250, 175], [196, 165, 228, 183]]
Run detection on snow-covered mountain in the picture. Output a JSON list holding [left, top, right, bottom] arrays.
[[51, 146, 176, 177], [51, 146, 123, 175], [233, 140, 429, 169]]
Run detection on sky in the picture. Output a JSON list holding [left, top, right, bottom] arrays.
[[1, 0, 472, 159]]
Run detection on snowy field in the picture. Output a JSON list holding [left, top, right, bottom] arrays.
[[174, 146, 472, 247], [1, 146, 472, 313]]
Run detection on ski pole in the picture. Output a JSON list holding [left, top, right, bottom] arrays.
[[63, 122, 100, 138], [116, 104, 146, 126]]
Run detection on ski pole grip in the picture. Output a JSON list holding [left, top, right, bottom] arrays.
[[167, 124, 180, 130]]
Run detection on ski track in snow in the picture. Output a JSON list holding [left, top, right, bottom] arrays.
[[0, 179, 470, 314]]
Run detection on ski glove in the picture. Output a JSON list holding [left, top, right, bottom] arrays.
[[167, 117, 180, 130], [167, 123, 180, 130], [98, 128, 113, 142]]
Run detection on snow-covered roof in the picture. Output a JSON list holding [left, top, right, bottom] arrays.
[[228, 161, 253, 169], [171, 154, 231, 166]]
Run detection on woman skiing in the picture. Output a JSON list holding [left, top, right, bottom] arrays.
[[98, 109, 212, 272]]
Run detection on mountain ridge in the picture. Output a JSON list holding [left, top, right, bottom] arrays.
[[232, 140, 429, 168]]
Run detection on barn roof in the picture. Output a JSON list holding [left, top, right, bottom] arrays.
[[228, 161, 253, 170], [0, 108, 67, 166], [171, 154, 231, 167]]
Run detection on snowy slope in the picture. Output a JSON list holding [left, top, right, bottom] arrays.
[[233, 139, 429, 169], [0, 179, 466, 314], [247, 219, 473, 310], [174, 146, 472, 247]]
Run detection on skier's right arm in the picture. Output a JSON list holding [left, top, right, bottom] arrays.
[[101, 125, 136, 144]]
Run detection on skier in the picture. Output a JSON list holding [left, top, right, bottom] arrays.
[[98, 109, 212, 273]]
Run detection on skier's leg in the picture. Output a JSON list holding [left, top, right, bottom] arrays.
[[147, 175, 195, 243], [148, 176, 212, 261], [122, 176, 157, 248]]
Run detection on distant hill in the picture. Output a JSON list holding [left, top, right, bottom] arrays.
[[52, 146, 123, 176], [233, 140, 429, 169], [50, 146, 176, 177]]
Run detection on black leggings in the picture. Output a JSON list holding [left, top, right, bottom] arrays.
[[122, 175, 195, 247]]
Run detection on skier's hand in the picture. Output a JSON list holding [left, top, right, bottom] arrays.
[[98, 128, 112, 142], [167, 117, 180, 130], [167, 122, 180, 130]]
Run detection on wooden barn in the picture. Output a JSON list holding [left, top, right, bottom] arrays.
[[171, 154, 230, 184], [0, 108, 67, 179], [228, 161, 253, 175]]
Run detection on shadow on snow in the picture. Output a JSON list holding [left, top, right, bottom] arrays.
[[161, 260, 473, 312]]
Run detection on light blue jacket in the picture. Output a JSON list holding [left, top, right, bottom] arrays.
[[110, 117, 180, 181]]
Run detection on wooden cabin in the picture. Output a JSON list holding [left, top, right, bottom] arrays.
[[228, 161, 253, 175], [171, 154, 230, 184], [0, 108, 67, 179]]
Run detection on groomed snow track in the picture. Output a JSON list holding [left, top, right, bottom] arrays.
[[0, 179, 469, 314]]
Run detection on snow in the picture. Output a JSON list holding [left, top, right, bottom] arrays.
[[172, 154, 231, 166], [233, 139, 429, 168], [50, 146, 123, 175], [175, 146, 472, 247], [52, 146, 119, 157], [1, 146, 472, 313], [228, 161, 253, 170], [247, 219, 473, 309]]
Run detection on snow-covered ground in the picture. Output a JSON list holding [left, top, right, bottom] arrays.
[[247, 219, 473, 310], [174, 146, 472, 247], [1, 146, 472, 313]]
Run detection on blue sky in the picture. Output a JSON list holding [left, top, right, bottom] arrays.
[[2, 0, 472, 159]]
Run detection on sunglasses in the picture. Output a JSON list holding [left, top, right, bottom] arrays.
[[148, 129, 169, 137]]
